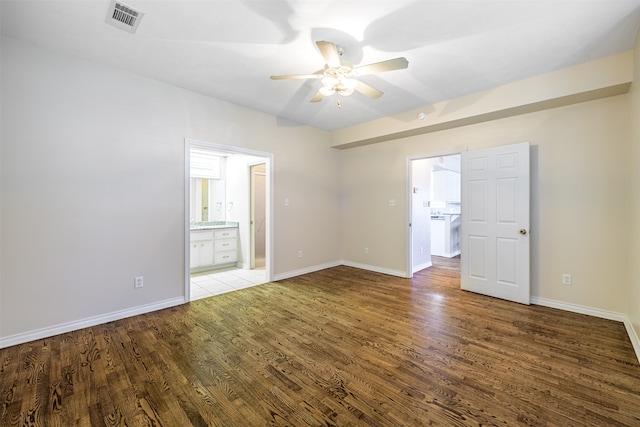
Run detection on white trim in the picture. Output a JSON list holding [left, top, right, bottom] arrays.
[[0, 297, 185, 350], [184, 141, 192, 301], [531, 296, 640, 363], [274, 261, 408, 282], [273, 261, 342, 281], [530, 296, 626, 321], [412, 261, 433, 274], [341, 261, 408, 278], [623, 319, 640, 363]]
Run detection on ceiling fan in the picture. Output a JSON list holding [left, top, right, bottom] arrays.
[[270, 41, 409, 105]]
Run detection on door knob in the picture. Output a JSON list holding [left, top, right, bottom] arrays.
[[519, 229, 527, 235]]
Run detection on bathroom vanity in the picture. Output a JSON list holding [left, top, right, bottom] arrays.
[[190, 222, 238, 272]]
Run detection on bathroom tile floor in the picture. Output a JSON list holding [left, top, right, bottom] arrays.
[[190, 266, 268, 301]]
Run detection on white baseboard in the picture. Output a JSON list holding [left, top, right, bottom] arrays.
[[530, 296, 626, 321], [413, 261, 433, 274], [273, 260, 409, 281], [341, 261, 408, 278], [0, 297, 185, 350], [272, 261, 342, 281], [531, 296, 640, 363], [623, 318, 640, 364]]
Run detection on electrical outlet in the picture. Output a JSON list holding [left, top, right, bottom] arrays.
[[562, 274, 572, 286], [364, 247, 369, 255], [298, 250, 303, 258], [134, 276, 144, 288]]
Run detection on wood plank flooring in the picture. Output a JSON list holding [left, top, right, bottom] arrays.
[[1, 257, 639, 426]]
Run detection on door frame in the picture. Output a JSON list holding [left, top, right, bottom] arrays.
[[406, 148, 466, 278], [184, 138, 274, 302]]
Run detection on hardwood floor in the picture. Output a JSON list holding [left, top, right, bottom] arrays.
[[2, 257, 639, 426]]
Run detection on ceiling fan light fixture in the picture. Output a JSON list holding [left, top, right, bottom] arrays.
[[270, 41, 409, 105], [337, 86, 355, 96], [319, 85, 336, 96], [341, 78, 358, 89], [321, 76, 339, 87]]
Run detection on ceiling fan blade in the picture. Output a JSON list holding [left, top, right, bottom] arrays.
[[316, 41, 341, 68], [270, 73, 322, 80], [310, 91, 324, 103], [355, 81, 384, 99], [354, 57, 409, 76]]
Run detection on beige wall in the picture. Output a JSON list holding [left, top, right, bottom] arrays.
[[0, 36, 340, 341], [628, 31, 640, 347], [340, 94, 630, 313]]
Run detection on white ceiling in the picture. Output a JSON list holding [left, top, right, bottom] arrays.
[[2, 0, 640, 131]]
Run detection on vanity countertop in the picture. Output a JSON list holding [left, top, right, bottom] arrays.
[[190, 221, 239, 231], [431, 213, 460, 220]]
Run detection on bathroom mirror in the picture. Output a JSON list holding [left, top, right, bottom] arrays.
[[189, 148, 227, 223], [190, 177, 226, 222]]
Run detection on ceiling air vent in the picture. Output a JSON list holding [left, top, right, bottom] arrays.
[[105, 0, 144, 34]]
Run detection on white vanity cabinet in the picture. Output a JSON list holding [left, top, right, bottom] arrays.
[[190, 230, 214, 269], [190, 227, 238, 272], [213, 228, 238, 265]]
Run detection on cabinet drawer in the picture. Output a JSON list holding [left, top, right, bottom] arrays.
[[215, 239, 237, 251], [215, 251, 237, 264], [191, 230, 213, 242], [214, 229, 237, 239]]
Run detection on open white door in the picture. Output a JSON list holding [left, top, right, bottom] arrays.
[[461, 142, 530, 304]]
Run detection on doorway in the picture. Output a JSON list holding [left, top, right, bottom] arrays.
[[250, 163, 266, 269], [185, 139, 273, 302], [408, 151, 462, 276], [408, 143, 531, 305]]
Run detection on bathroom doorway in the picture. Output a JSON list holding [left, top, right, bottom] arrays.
[[185, 139, 273, 302], [250, 163, 266, 269]]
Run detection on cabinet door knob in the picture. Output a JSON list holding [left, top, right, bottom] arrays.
[[519, 229, 527, 235]]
